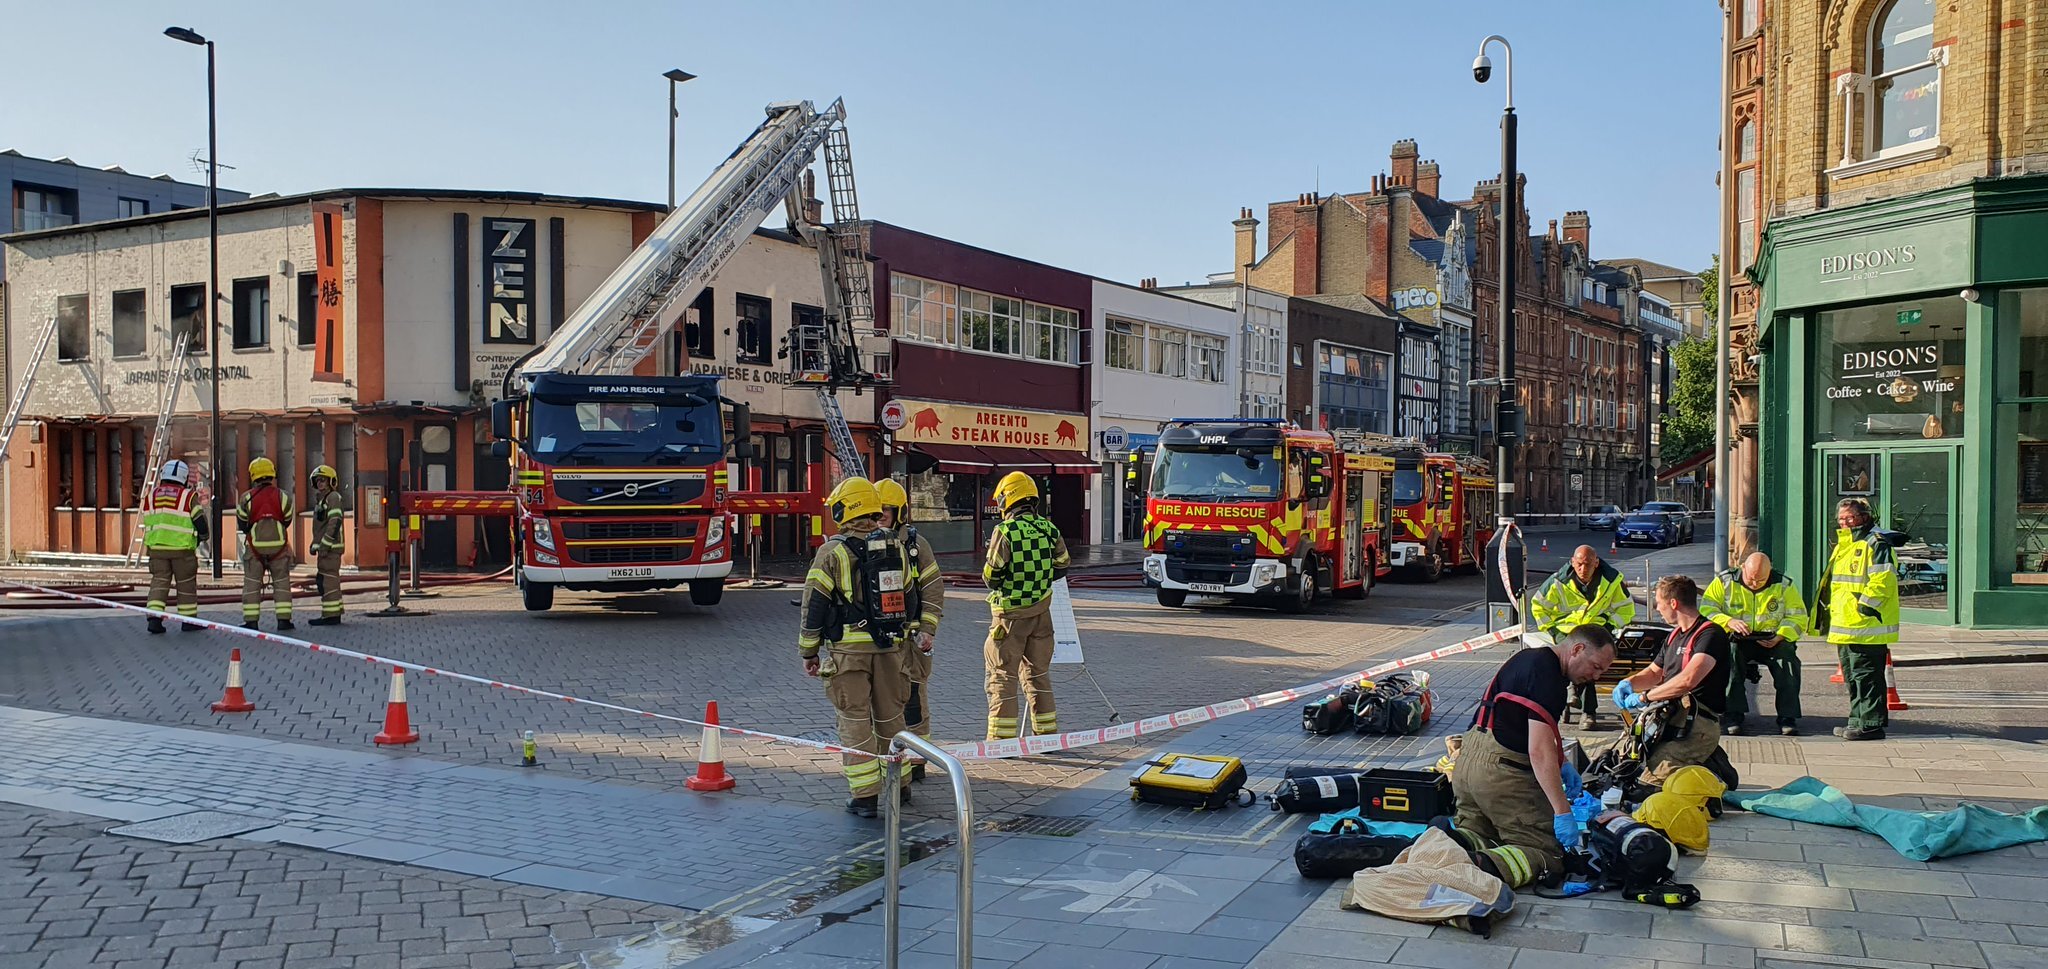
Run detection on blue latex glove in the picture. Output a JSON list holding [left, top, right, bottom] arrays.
[[1570, 790, 1602, 825], [1619, 691, 1647, 712], [1611, 681, 1636, 708], [1553, 813, 1582, 851], [1561, 758, 1584, 799]]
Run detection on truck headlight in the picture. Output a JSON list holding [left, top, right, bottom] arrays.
[[705, 515, 726, 546], [532, 518, 555, 550], [534, 550, 559, 566], [1253, 562, 1279, 586], [1143, 556, 1165, 581]]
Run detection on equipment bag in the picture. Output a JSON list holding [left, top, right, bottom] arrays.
[[1350, 673, 1434, 736], [1357, 768, 1455, 822], [1130, 754, 1254, 811], [1302, 688, 1359, 735], [1269, 769, 1370, 816], [1294, 829, 1416, 879]]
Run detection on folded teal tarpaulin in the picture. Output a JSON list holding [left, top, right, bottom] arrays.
[[1727, 776, 2048, 862], [1308, 809, 1430, 837]]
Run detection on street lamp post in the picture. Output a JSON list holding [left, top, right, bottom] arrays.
[[663, 69, 696, 209], [1474, 34, 1527, 633], [165, 25, 224, 579]]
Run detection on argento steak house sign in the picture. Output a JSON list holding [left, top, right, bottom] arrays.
[[891, 398, 1089, 449]]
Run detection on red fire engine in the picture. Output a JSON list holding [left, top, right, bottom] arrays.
[[1384, 445, 1498, 582]]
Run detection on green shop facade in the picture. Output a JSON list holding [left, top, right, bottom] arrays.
[[1751, 175, 2048, 629]]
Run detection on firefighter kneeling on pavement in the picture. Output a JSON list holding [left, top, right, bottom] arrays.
[[308, 465, 346, 626], [799, 478, 929, 818], [237, 458, 297, 631], [982, 471, 1069, 741], [142, 458, 210, 634], [1608, 575, 1734, 785], [1445, 625, 1618, 888], [875, 477, 944, 780]]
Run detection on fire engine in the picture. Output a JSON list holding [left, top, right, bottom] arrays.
[[1139, 419, 1394, 612], [1383, 444, 1498, 582], [405, 99, 887, 612]]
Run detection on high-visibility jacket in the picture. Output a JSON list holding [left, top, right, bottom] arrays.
[[309, 490, 347, 553], [1528, 561, 1637, 635], [142, 484, 200, 552], [798, 529, 923, 657], [236, 484, 296, 559], [984, 513, 1069, 613], [1822, 525, 1898, 646], [1702, 568, 1808, 642]]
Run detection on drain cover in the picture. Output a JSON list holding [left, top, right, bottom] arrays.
[[981, 815, 1093, 838], [108, 811, 275, 844]]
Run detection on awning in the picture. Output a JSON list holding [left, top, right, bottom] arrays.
[[908, 444, 1099, 476], [910, 443, 1001, 475], [1656, 447, 1715, 483], [1032, 449, 1101, 476]]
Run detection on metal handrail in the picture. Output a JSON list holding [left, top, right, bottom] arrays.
[[882, 732, 972, 969]]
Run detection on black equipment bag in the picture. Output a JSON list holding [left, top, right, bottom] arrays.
[[1302, 688, 1358, 735], [1293, 829, 1415, 878], [1350, 674, 1433, 736]]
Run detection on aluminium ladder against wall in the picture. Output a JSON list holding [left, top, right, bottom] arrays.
[[0, 315, 61, 468], [125, 328, 194, 565]]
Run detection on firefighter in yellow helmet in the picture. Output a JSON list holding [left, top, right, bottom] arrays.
[[982, 471, 1070, 740], [798, 477, 932, 818], [875, 477, 944, 780], [236, 457, 297, 630], [307, 465, 346, 626]]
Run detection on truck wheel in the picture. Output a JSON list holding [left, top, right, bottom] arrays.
[[1156, 589, 1188, 608], [1280, 556, 1317, 614], [520, 576, 554, 612], [689, 579, 725, 606], [1422, 546, 1445, 583]]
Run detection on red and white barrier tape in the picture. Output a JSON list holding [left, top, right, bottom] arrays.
[[7, 579, 1521, 765]]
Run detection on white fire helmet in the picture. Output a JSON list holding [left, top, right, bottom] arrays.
[[160, 460, 191, 486]]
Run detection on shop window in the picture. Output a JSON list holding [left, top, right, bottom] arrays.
[[170, 284, 207, 353], [113, 289, 147, 357], [904, 464, 980, 554], [1813, 297, 1965, 442], [55, 430, 74, 508], [107, 432, 125, 509], [297, 273, 319, 348], [275, 425, 297, 497], [306, 423, 327, 484], [2005, 289, 2048, 580], [735, 293, 771, 364], [128, 428, 146, 506], [56, 294, 89, 361], [231, 277, 269, 348], [83, 431, 99, 508], [334, 424, 356, 511]]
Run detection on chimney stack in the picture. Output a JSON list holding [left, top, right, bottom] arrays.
[[1233, 207, 1260, 283], [1390, 139, 1419, 189], [801, 170, 823, 224], [1562, 210, 1591, 254], [1417, 159, 1440, 198], [1140, 277, 1157, 290]]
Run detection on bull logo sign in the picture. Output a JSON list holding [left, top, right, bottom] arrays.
[[912, 408, 942, 437], [1055, 420, 1078, 446]]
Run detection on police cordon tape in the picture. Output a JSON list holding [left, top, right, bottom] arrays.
[[5, 578, 1522, 765]]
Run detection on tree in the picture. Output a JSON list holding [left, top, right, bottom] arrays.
[[1699, 256, 1719, 320], [1663, 337, 1717, 462]]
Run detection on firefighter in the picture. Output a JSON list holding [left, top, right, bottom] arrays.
[[236, 457, 297, 630], [1445, 625, 1618, 888], [874, 477, 943, 780], [1816, 497, 1898, 742], [307, 465, 346, 626], [141, 459, 210, 634], [982, 471, 1069, 740], [799, 477, 928, 818], [1609, 575, 1733, 785], [1702, 551, 1808, 736], [1529, 545, 1638, 721]]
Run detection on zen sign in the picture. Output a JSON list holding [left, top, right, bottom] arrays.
[[484, 218, 537, 344]]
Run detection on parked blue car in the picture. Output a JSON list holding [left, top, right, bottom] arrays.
[[1615, 511, 1679, 548]]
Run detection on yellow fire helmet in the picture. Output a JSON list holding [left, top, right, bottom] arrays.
[[874, 477, 908, 511], [310, 464, 338, 484], [993, 471, 1040, 512], [247, 457, 276, 482], [1661, 765, 1727, 803], [1633, 791, 1712, 853], [825, 477, 883, 525]]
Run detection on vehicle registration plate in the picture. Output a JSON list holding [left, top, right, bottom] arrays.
[[1189, 582, 1226, 593], [608, 567, 655, 579]]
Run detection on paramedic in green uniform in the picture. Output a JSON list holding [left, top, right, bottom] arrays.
[[1702, 552, 1807, 735], [1818, 498, 1899, 742], [982, 471, 1070, 741], [1529, 545, 1638, 720]]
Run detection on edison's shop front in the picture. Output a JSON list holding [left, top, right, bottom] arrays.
[[1751, 177, 2048, 628]]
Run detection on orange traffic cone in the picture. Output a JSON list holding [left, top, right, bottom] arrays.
[[1608, 539, 1618, 555], [685, 701, 738, 792], [1830, 663, 1844, 684], [1540, 537, 1550, 553], [210, 648, 256, 713], [373, 667, 420, 745], [1884, 652, 1910, 711]]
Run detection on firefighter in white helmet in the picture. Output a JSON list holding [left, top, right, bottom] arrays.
[[141, 459, 210, 633], [307, 465, 346, 626], [798, 477, 930, 818], [875, 476, 943, 780]]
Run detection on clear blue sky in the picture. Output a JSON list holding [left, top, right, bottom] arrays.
[[7, 1, 1720, 283]]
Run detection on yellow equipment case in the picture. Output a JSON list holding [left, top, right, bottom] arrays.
[[1129, 754, 1254, 811]]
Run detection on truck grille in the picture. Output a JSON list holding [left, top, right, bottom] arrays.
[[1174, 533, 1253, 566], [551, 476, 707, 506], [570, 545, 687, 565], [562, 520, 695, 541]]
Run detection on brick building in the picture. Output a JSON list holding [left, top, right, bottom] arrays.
[[1234, 141, 1655, 515], [1730, 0, 2048, 627]]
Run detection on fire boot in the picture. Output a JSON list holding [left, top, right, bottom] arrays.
[[276, 620, 296, 632], [845, 796, 879, 819], [147, 617, 166, 635], [181, 621, 205, 633], [309, 616, 341, 627]]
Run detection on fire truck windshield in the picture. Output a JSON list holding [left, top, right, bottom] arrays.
[[526, 395, 722, 464], [1150, 447, 1282, 501], [1392, 470, 1424, 504]]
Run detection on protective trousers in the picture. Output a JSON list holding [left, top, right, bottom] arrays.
[[985, 607, 1056, 740], [1640, 713, 1724, 786], [318, 551, 343, 618], [1724, 639, 1801, 725], [241, 550, 294, 623], [1839, 644, 1890, 730], [1448, 728, 1561, 889], [902, 647, 933, 739], [146, 550, 200, 618], [821, 648, 911, 798]]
